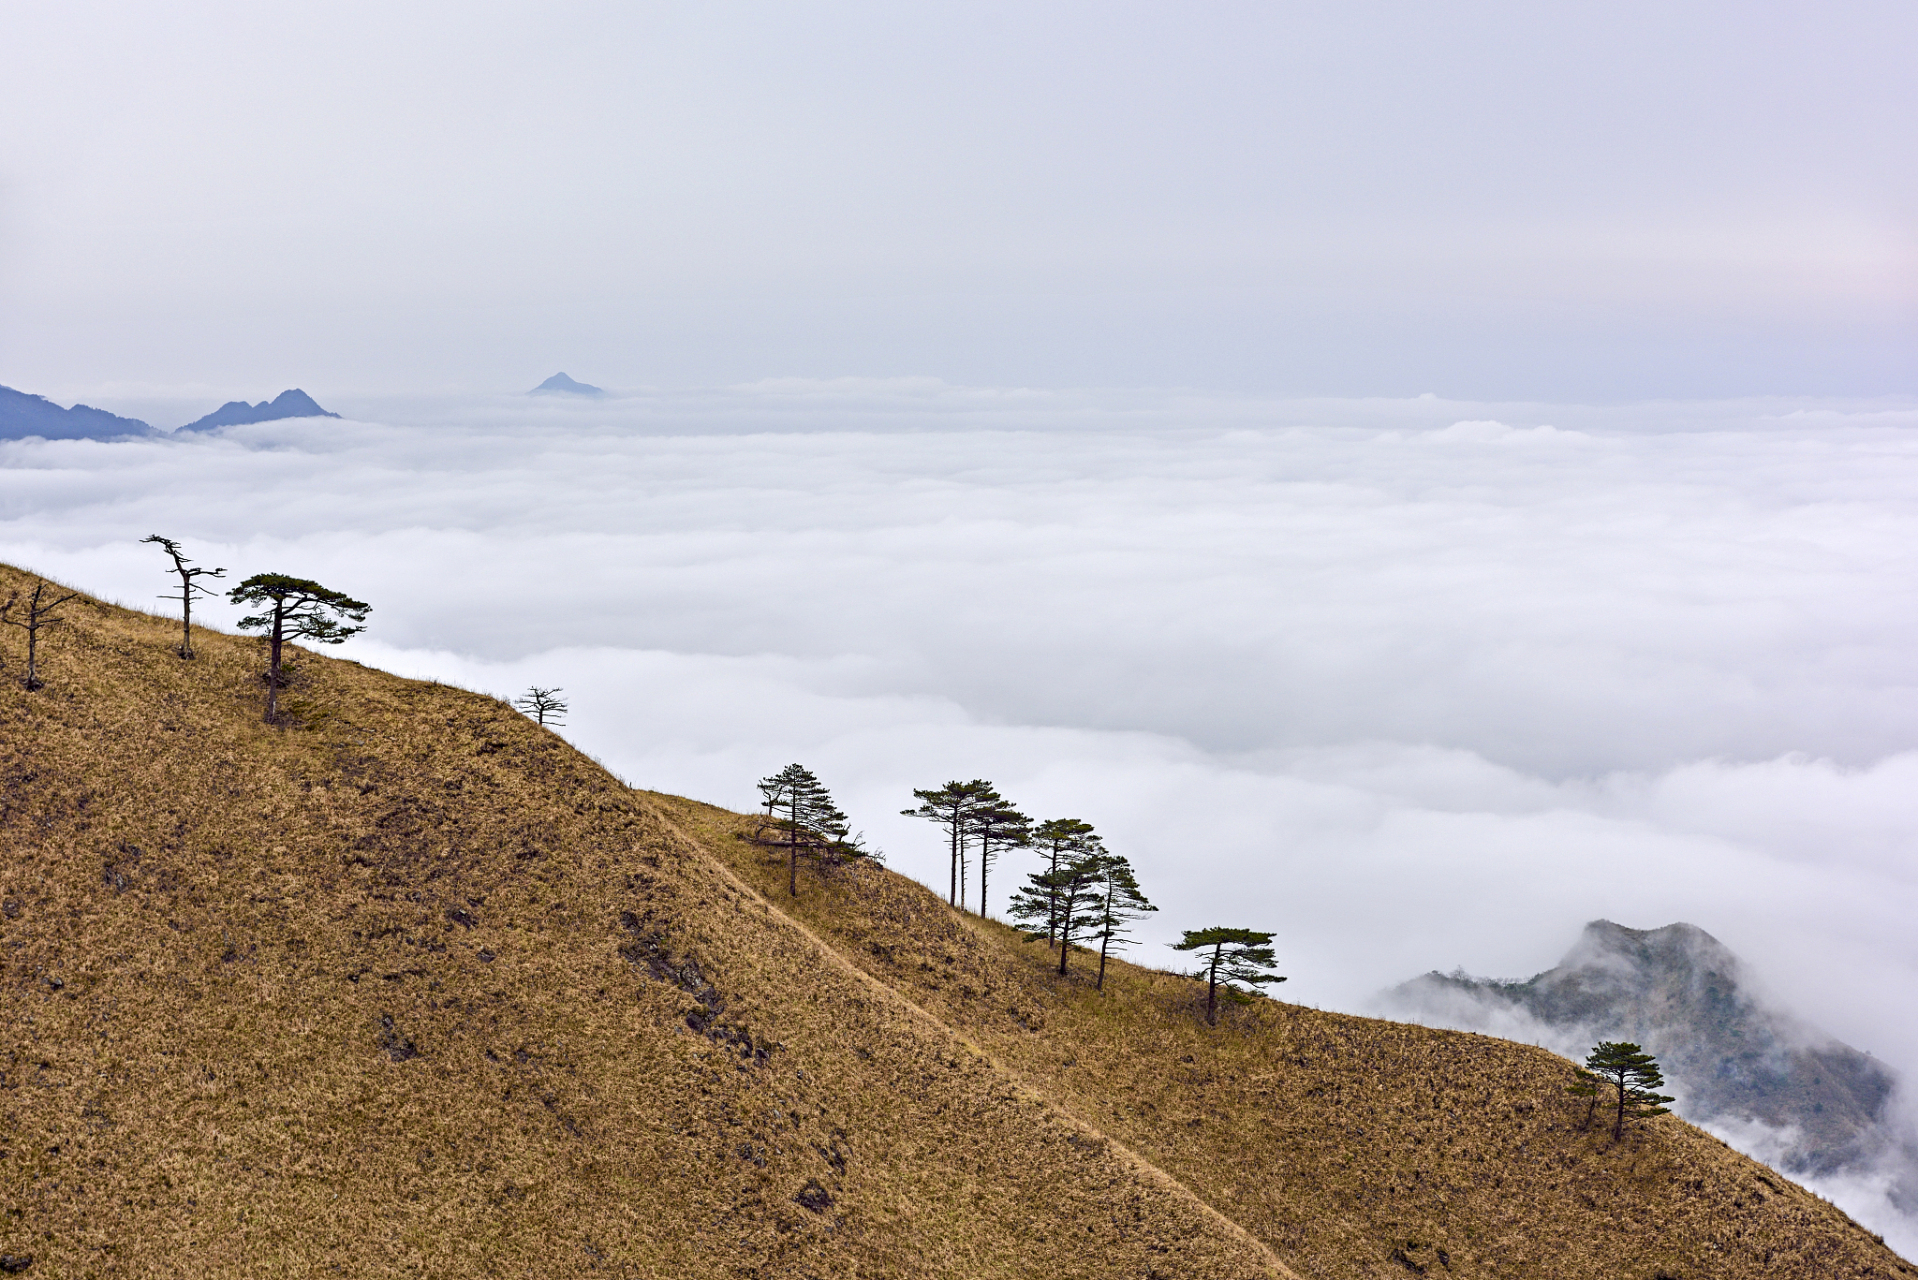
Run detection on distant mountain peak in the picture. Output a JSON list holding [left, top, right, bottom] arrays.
[[0, 384, 154, 441], [180, 388, 341, 432], [530, 372, 603, 397]]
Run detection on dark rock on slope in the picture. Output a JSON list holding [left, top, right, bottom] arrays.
[[179, 388, 341, 431], [0, 384, 154, 440]]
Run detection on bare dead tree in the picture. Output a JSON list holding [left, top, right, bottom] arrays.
[[514, 686, 568, 726], [2, 580, 82, 690], [140, 534, 225, 658]]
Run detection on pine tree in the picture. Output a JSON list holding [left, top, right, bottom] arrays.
[[140, 535, 225, 659], [902, 780, 996, 910], [1087, 854, 1155, 990], [1172, 927, 1286, 1026], [1010, 856, 1106, 977], [968, 800, 1029, 919], [756, 764, 865, 896], [227, 574, 369, 723], [1583, 1041, 1675, 1140], [1026, 818, 1100, 944]]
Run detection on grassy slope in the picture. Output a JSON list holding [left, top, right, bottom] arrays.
[[655, 802, 1917, 1280], [0, 562, 1908, 1279], [0, 565, 1277, 1279]]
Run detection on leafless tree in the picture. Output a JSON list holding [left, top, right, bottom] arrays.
[[514, 686, 568, 726], [140, 534, 225, 658], [2, 580, 82, 691]]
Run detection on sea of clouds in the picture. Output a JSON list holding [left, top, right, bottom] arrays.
[[5, 380, 1918, 1237]]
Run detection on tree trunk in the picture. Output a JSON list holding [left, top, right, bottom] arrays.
[[949, 815, 959, 908], [1612, 1075, 1626, 1141], [179, 582, 194, 659], [1097, 932, 1110, 990], [1058, 917, 1071, 976], [1205, 945, 1221, 1025], [787, 793, 800, 897], [979, 837, 989, 919], [265, 606, 284, 723]]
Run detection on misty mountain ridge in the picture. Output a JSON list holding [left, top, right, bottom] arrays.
[[0, 383, 154, 441], [529, 371, 602, 396], [1384, 920, 1917, 1209], [179, 388, 340, 431]]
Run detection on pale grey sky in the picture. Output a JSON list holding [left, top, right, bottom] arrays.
[[2, 1, 1914, 399]]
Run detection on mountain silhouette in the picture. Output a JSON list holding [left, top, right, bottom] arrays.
[[0, 384, 154, 441], [180, 388, 341, 432], [529, 372, 603, 396]]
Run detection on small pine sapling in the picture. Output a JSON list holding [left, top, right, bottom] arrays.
[[1088, 854, 1155, 990], [1583, 1041, 1675, 1140], [515, 686, 568, 726], [226, 573, 370, 723], [1172, 927, 1286, 1026], [140, 535, 225, 658], [2, 580, 82, 691]]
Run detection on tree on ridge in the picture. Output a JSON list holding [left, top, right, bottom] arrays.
[[140, 534, 224, 659], [968, 799, 1030, 919], [515, 686, 567, 726], [2, 580, 81, 691], [1027, 818, 1100, 944], [227, 573, 370, 723], [1172, 927, 1286, 1026], [1088, 854, 1155, 990], [1010, 855, 1106, 977], [902, 780, 996, 910], [757, 764, 867, 896], [1583, 1041, 1674, 1141]]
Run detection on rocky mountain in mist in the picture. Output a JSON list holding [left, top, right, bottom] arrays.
[[1385, 920, 1916, 1194], [0, 384, 154, 441], [529, 371, 603, 396], [179, 387, 341, 431]]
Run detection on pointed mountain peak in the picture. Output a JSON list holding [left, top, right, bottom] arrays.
[[530, 372, 603, 397]]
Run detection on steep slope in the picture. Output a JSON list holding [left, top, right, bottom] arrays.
[[658, 797, 1916, 1279], [0, 563, 1280, 1278], [1383, 920, 1914, 1190], [4, 559, 1911, 1279]]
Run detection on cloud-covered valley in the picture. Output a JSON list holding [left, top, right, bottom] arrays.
[[5, 381, 1917, 1112]]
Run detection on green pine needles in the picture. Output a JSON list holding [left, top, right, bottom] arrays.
[[1581, 1041, 1675, 1140], [1172, 927, 1286, 1025]]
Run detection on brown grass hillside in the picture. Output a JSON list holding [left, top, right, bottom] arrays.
[[0, 561, 1909, 1279]]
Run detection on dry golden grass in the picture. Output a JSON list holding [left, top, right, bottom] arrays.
[[657, 796, 1918, 1280], [0, 560, 1908, 1279]]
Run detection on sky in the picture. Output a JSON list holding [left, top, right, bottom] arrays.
[[1, 2, 1915, 398], [5, 0, 1918, 1249]]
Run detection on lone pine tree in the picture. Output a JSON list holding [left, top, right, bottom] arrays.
[[1583, 1041, 1675, 1141], [903, 780, 996, 910], [140, 535, 225, 659], [1, 579, 81, 691], [758, 764, 861, 897], [1088, 854, 1155, 990], [227, 573, 370, 723], [1172, 927, 1286, 1026]]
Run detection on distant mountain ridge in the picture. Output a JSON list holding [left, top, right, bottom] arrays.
[[1384, 920, 1917, 1198], [180, 388, 340, 431], [529, 372, 602, 396], [0, 384, 154, 441]]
